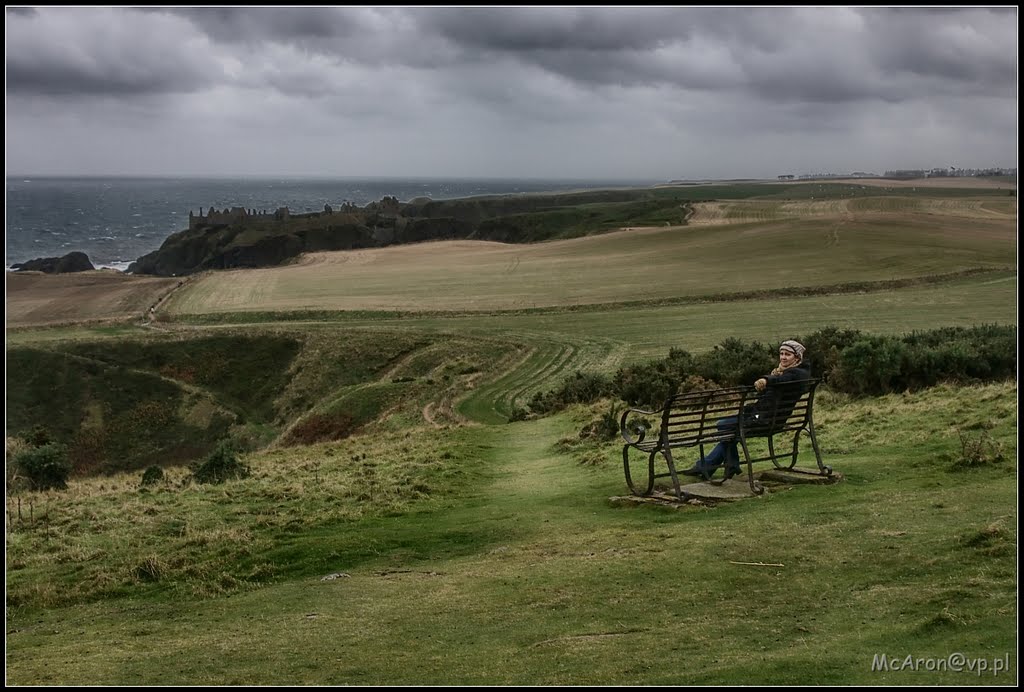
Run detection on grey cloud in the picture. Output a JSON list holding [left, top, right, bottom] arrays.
[[164, 6, 366, 42], [6, 8, 219, 97], [4, 6, 1016, 179], [415, 6, 697, 52], [864, 8, 1017, 89], [419, 7, 1018, 104]]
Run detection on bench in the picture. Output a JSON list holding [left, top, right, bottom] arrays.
[[619, 378, 830, 499]]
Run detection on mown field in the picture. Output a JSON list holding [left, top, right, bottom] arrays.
[[5, 179, 1017, 685], [157, 193, 1015, 314]]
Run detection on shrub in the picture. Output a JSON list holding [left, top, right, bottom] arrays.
[[832, 336, 905, 396], [507, 406, 530, 422], [578, 402, 622, 441], [695, 338, 775, 386], [190, 441, 251, 485], [532, 325, 1016, 416], [25, 425, 52, 448], [613, 347, 696, 407], [613, 363, 676, 408], [798, 326, 863, 382], [677, 374, 720, 394], [529, 371, 612, 413], [13, 443, 72, 491], [950, 429, 1005, 470], [140, 465, 165, 487]]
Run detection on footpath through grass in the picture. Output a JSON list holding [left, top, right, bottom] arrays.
[[5, 382, 1017, 685]]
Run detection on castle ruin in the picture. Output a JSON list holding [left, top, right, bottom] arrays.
[[187, 196, 402, 231], [189, 206, 291, 230]]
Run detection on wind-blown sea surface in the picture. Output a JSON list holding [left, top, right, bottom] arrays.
[[5, 176, 661, 271]]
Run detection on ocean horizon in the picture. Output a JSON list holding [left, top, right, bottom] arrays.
[[5, 175, 663, 271]]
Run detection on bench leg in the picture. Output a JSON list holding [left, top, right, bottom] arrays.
[[805, 422, 832, 476], [737, 435, 765, 495], [622, 446, 663, 495], [774, 428, 832, 477], [623, 445, 656, 496], [660, 447, 687, 501]]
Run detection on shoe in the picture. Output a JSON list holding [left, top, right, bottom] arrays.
[[723, 465, 742, 480], [681, 463, 719, 479]]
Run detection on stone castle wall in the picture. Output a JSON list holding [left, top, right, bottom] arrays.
[[189, 206, 291, 230]]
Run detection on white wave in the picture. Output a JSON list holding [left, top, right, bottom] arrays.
[[95, 261, 131, 272]]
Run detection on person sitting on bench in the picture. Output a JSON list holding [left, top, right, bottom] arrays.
[[681, 339, 811, 480]]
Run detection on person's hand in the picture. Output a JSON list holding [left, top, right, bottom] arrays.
[[754, 378, 767, 392]]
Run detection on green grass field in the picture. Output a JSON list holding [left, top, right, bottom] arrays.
[[162, 197, 1014, 314], [5, 384, 1017, 685], [5, 182, 1017, 685]]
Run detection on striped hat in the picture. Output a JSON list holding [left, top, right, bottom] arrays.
[[780, 340, 806, 358]]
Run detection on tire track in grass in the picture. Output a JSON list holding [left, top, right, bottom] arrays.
[[493, 339, 576, 418], [457, 337, 563, 424], [457, 331, 623, 424]]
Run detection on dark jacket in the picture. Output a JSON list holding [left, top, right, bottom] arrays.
[[747, 361, 812, 428]]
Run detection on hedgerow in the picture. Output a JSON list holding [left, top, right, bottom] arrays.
[[526, 324, 1016, 413]]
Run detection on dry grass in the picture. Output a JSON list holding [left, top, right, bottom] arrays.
[[160, 206, 1014, 315], [6, 270, 180, 328], [839, 176, 1016, 190], [6, 188, 1015, 323]]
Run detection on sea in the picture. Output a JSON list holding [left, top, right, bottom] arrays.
[[5, 176, 661, 272]]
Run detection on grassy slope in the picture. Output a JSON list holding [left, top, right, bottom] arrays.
[[5, 383, 1016, 685], [5, 182, 1017, 684]]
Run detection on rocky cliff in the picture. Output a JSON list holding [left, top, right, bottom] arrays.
[[11, 251, 96, 274], [127, 188, 686, 277]]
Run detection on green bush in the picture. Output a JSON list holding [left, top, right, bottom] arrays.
[[140, 465, 165, 487], [613, 347, 697, 407], [531, 324, 1016, 415], [695, 337, 776, 386], [190, 441, 251, 485], [25, 425, 53, 448], [13, 443, 72, 491], [833, 336, 906, 396], [798, 326, 864, 382], [529, 371, 612, 413]]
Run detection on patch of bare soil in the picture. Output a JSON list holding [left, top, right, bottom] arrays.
[[5, 270, 181, 327]]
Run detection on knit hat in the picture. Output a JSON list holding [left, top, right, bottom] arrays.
[[780, 340, 806, 358]]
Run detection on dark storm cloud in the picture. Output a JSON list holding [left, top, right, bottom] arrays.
[[415, 6, 1018, 103], [4, 6, 1016, 178], [5, 7, 219, 97], [863, 7, 1017, 88], [7, 7, 1015, 103], [162, 6, 364, 42], [415, 6, 695, 52]]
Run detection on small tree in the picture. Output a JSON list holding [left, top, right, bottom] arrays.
[[140, 465, 165, 487], [13, 443, 72, 491], [191, 441, 251, 485]]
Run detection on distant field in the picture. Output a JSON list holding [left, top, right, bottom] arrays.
[[161, 195, 1014, 315], [688, 196, 1017, 226], [307, 272, 1017, 363], [6, 271, 179, 328]]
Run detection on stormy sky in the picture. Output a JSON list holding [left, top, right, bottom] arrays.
[[4, 6, 1018, 180]]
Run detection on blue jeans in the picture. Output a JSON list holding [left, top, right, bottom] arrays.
[[698, 416, 741, 470]]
